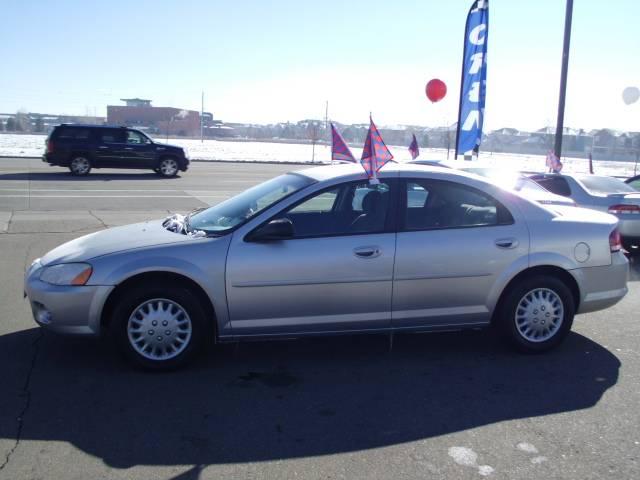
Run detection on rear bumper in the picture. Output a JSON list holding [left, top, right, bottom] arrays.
[[571, 251, 629, 314], [618, 218, 640, 239], [42, 153, 66, 166]]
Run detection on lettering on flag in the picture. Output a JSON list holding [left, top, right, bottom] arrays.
[[455, 0, 489, 156]]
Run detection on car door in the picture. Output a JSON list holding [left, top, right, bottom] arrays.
[[118, 129, 157, 168], [225, 179, 398, 337], [392, 178, 529, 329], [93, 128, 127, 167]]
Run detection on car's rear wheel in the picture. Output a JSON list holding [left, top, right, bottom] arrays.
[[157, 157, 179, 177], [498, 275, 574, 352], [69, 156, 91, 176], [111, 284, 206, 370]]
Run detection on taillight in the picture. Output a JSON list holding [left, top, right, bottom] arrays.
[[46, 139, 54, 154], [608, 204, 640, 215], [609, 228, 622, 253]]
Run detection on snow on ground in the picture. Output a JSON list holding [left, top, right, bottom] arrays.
[[1, 133, 637, 178]]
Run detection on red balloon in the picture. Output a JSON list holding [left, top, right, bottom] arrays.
[[426, 79, 447, 103]]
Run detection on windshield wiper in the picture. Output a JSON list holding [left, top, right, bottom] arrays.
[[184, 207, 207, 234]]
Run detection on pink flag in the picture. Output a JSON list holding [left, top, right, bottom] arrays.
[[546, 151, 563, 173], [361, 117, 393, 180], [408, 133, 420, 160], [331, 123, 356, 163]]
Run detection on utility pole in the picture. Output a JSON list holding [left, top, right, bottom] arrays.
[[554, 0, 574, 159], [200, 91, 204, 143], [324, 100, 329, 140]]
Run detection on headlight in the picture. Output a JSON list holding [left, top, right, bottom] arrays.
[[183, 148, 190, 159], [39, 263, 93, 286]]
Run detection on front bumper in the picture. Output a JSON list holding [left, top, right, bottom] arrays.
[[571, 251, 629, 314], [24, 260, 113, 335]]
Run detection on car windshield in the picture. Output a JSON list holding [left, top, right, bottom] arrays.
[[578, 175, 637, 195], [188, 173, 314, 233], [462, 168, 549, 194]]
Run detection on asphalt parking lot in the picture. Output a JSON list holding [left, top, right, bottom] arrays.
[[1, 157, 639, 480]]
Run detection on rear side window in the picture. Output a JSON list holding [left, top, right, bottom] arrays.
[[54, 127, 90, 140], [532, 176, 571, 197], [404, 179, 513, 230], [100, 129, 126, 144]]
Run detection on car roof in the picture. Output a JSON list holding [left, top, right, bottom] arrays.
[[55, 124, 129, 129], [293, 161, 487, 183]]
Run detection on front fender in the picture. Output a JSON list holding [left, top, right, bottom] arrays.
[[88, 237, 232, 336]]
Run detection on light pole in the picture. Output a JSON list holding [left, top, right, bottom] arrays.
[[554, 0, 574, 159]]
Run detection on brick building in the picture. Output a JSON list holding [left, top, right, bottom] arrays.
[[107, 98, 202, 136]]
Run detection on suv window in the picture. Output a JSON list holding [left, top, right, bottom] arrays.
[[54, 127, 90, 140], [126, 130, 148, 145], [276, 180, 391, 238], [532, 176, 571, 197], [404, 179, 513, 230], [100, 129, 126, 144]]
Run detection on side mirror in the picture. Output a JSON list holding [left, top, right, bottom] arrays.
[[248, 218, 294, 242]]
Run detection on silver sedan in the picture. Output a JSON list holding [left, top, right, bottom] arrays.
[[24, 164, 629, 369]]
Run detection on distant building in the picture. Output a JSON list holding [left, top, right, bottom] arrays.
[[107, 98, 204, 136]]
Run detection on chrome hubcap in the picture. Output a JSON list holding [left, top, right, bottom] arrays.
[[515, 288, 564, 342], [160, 159, 178, 176], [71, 157, 90, 174], [127, 298, 192, 360]]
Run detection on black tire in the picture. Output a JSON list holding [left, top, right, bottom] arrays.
[[157, 157, 179, 178], [111, 284, 207, 370], [497, 275, 575, 353], [69, 155, 92, 176]]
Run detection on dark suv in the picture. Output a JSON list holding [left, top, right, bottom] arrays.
[[44, 124, 189, 177]]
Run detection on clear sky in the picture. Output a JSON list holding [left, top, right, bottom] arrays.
[[0, 0, 638, 132]]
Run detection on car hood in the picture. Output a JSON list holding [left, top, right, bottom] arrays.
[[40, 220, 196, 265], [154, 142, 183, 151]]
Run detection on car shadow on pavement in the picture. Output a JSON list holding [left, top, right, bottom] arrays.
[[0, 328, 619, 473], [0, 172, 174, 181]]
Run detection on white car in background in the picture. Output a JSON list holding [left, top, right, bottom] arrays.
[[529, 173, 640, 253], [410, 161, 576, 207]]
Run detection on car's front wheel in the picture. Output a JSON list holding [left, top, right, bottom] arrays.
[[157, 157, 179, 177], [111, 284, 206, 370], [69, 156, 92, 176], [498, 275, 575, 352]]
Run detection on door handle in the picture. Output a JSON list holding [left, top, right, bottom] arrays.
[[353, 246, 381, 258], [124, 147, 133, 150], [98, 146, 109, 149], [495, 238, 519, 249]]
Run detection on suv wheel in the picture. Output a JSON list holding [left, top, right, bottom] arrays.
[[498, 275, 574, 353], [69, 156, 91, 176], [111, 284, 207, 370], [157, 158, 179, 177]]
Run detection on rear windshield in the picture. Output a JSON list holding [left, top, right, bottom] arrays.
[[577, 175, 636, 195]]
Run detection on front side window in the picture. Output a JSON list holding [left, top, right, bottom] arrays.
[[404, 179, 512, 230], [189, 173, 314, 234], [274, 180, 392, 238], [126, 130, 148, 145]]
